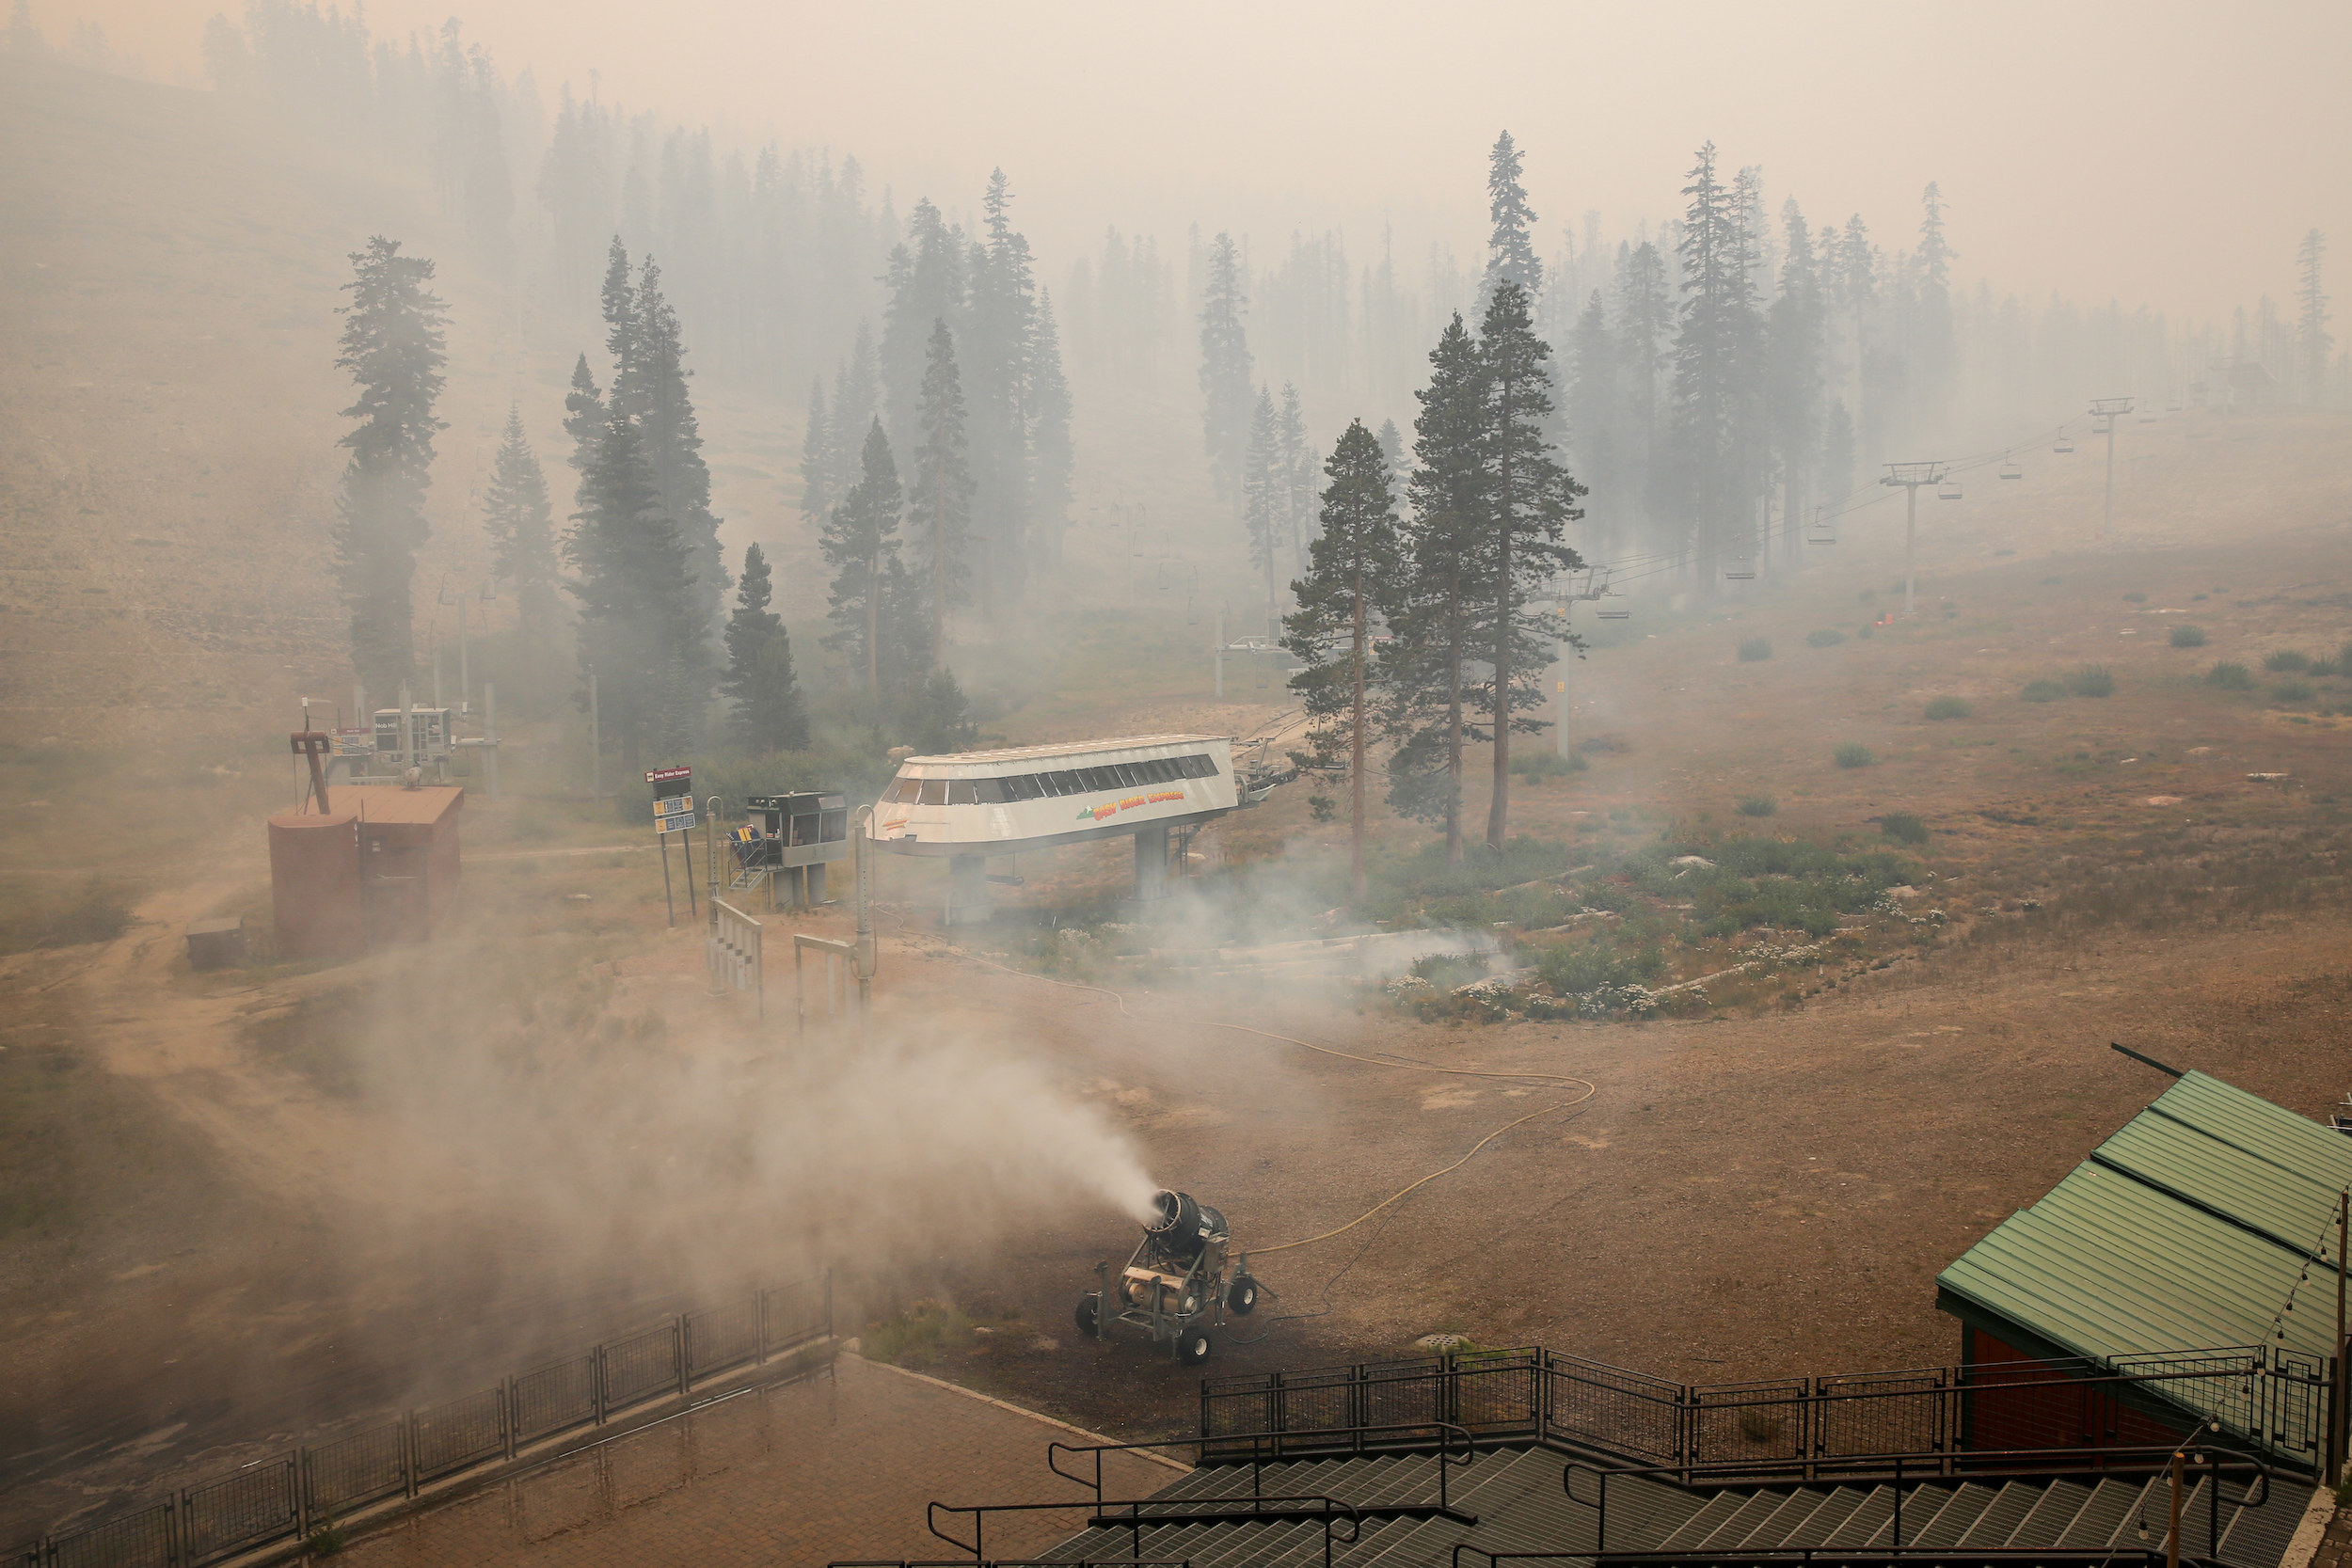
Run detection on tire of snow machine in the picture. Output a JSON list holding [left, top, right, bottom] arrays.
[[1074, 1296, 1099, 1338], [1173, 1325, 1213, 1364], [1225, 1275, 1259, 1315]]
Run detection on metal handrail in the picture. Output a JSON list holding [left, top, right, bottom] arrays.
[[1048, 1419, 1477, 1514], [1455, 1553, 2233, 1568], [1562, 1442, 2270, 1557], [928, 1495, 1363, 1568]]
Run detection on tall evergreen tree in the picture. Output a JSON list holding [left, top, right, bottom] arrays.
[[1198, 232, 1255, 502], [1767, 199, 1825, 556], [1241, 388, 1284, 638], [1384, 314, 1489, 863], [1820, 398, 1856, 503], [880, 198, 966, 445], [799, 377, 831, 527], [820, 419, 904, 698], [333, 236, 447, 700], [1482, 130, 1543, 307], [911, 318, 975, 663], [1473, 279, 1584, 850], [1614, 241, 1672, 535], [1282, 420, 1404, 903], [565, 405, 700, 770], [2297, 229, 2332, 404], [1669, 143, 1758, 581], [482, 404, 558, 632], [1029, 287, 1074, 572], [1566, 292, 1618, 554], [1376, 419, 1406, 470], [562, 353, 606, 477], [617, 256, 724, 637], [721, 543, 808, 752], [963, 168, 1038, 609], [1914, 182, 1959, 428], [1276, 382, 1313, 575]]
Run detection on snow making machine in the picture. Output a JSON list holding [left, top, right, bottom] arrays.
[[1076, 1189, 1261, 1364]]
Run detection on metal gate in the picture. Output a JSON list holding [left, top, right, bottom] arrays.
[[708, 898, 763, 1016]]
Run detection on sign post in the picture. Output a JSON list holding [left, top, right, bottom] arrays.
[[646, 767, 694, 929]]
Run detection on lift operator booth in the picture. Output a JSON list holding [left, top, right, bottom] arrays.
[[874, 734, 1241, 925], [741, 791, 850, 909]]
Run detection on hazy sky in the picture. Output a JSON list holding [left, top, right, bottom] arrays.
[[74, 0, 2352, 322]]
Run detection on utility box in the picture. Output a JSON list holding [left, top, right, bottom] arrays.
[[268, 809, 364, 958], [268, 785, 463, 956], [184, 917, 247, 971], [746, 791, 850, 908]]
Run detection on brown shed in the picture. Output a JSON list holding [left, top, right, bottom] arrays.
[[266, 810, 363, 958], [348, 784, 465, 943], [267, 785, 464, 956]]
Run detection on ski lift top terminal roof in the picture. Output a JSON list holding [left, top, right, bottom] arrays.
[[875, 734, 1239, 858]]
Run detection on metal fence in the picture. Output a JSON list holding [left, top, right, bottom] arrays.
[[8, 1275, 832, 1568], [1201, 1340, 2331, 1479]]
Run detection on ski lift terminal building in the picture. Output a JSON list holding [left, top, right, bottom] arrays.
[[874, 733, 1241, 923]]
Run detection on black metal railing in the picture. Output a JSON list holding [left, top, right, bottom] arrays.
[[1200, 1343, 2331, 1477], [10, 1274, 832, 1568], [1457, 1552, 2233, 1568], [926, 1497, 1367, 1568], [1559, 1444, 2269, 1559], [1049, 1420, 1478, 1518]]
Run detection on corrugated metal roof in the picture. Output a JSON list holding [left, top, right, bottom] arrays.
[[1938, 1071, 2348, 1371], [2091, 1111, 2344, 1263], [2147, 1071, 2352, 1194]]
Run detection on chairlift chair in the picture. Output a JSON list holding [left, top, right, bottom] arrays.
[[1724, 555, 1756, 581], [1937, 482, 1963, 501], [1998, 456, 2023, 480], [2054, 436, 2076, 454], [1805, 512, 1837, 546], [1597, 601, 1631, 620]]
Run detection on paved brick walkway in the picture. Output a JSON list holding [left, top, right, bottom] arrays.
[[342, 1356, 1181, 1568], [2308, 1501, 2352, 1568]]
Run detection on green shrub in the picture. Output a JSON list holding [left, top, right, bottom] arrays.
[[0, 879, 135, 957], [2265, 649, 2311, 673], [2206, 661, 2253, 690], [1923, 695, 1972, 721], [2122, 592, 2147, 603], [2169, 625, 2206, 648], [1737, 637, 1772, 662], [1736, 795, 1777, 817], [2309, 657, 2341, 678], [1516, 750, 1585, 785], [2271, 678, 2316, 703], [1413, 951, 1491, 989], [1879, 812, 1929, 845], [1805, 628, 1847, 648], [2021, 679, 2066, 702], [2068, 665, 2116, 698], [1833, 742, 1875, 769]]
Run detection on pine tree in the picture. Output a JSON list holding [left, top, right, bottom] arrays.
[[1914, 182, 1959, 427], [1474, 279, 1585, 850], [820, 419, 904, 698], [562, 353, 606, 476], [911, 317, 975, 664], [619, 256, 724, 637], [1282, 420, 1404, 903], [1384, 313, 1489, 863], [963, 169, 1038, 609], [333, 236, 447, 700], [721, 543, 809, 752], [1376, 419, 1406, 470], [880, 198, 966, 444], [799, 377, 831, 527], [1276, 383, 1313, 576], [1198, 232, 1255, 502], [1614, 241, 1672, 537], [565, 405, 699, 770], [1566, 292, 1617, 554], [600, 235, 638, 390], [2298, 229, 2332, 404], [1670, 143, 1756, 581], [482, 404, 558, 632], [1482, 131, 1543, 307], [1029, 287, 1074, 572], [1241, 388, 1284, 639], [1820, 398, 1856, 502], [1767, 199, 1824, 556]]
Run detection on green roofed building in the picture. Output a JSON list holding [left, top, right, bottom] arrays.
[[1937, 1069, 2351, 1470]]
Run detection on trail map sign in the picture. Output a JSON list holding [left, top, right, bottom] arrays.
[[645, 766, 697, 925]]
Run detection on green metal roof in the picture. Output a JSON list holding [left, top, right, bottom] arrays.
[[1937, 1070, 2348, 1369]]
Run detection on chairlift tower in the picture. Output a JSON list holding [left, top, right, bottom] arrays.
[[1880, 462, 1947, 615], [2089, 397, 2135, 540], [1552, 571, 1607, 758]]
